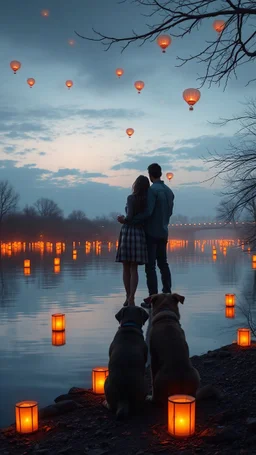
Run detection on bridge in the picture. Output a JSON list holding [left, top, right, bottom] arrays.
[[168, 220, 255, 238]]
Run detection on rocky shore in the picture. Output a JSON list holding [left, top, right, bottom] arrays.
[[1, 343, 256, 455]]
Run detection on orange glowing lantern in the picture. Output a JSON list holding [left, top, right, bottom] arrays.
[[157, 35, 172, 53], [24, 259, 30, 268], [52, 330, 66, 346], [16, 401, 38, 434], [168, 395, 195, 437], [65, 80, 73, 89], [68, 39, 75, 46], [24, 268, 31, 276], [10, 60, 21, 74], [183, 89, 201, 111], [134, 80, 145, 94], [92, 367, 109, 394], [116, 68, 124, 78], [41, 9, 50, 17], [252, 262, 256, 270], [52, 313, 66, 331], [213, 20, 226, 34], [225, 306, 235, 318], [166, 172, 174, 181], [225, 293, 236, 307], [27, 78, 35, 88], [237, 328, 251, 347], [126, 128, 134, 138], [252, 255, 256, 262], [54, 257, 60, 266]]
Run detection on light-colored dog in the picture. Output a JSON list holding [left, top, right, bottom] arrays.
[[149, 293, 200, 405], [104, 306, 149, 419]]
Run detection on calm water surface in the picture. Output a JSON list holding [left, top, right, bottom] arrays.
[[0, 235, 254, 427]]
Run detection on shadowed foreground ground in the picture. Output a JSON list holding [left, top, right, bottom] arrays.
[[1, 343, 256, 455]]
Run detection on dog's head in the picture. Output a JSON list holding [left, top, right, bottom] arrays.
[[150, 293, 185, 319], [115, 306, 149, 328]]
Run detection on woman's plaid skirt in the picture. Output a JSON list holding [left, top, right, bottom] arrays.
[[116, 224, 148, 265]]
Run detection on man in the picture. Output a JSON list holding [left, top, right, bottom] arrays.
[[118, 163, 174, 309]]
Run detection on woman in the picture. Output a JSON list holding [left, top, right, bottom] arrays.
[[116, 175, 149, 306]]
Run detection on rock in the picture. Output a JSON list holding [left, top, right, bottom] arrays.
[[35, 450, 49, 454], [39, 405, 59, 419], [245, 435, 256, 446], [39, 400, 82, 418], [57, 447, 72, 454], [202, 427, 239, 444], [54, 394, 75, 403], [246, 418, 256, 432], [196, 385, 223, 401], [204, 359, 215, 366], [68, 387, 88, 394], [218, 351, 232, 358]]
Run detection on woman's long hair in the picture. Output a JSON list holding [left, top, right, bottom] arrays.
[[132, 175, 150, 215]]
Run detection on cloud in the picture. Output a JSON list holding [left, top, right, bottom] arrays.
[[179, 165, 205, 172], [3, 146, 16, 154]]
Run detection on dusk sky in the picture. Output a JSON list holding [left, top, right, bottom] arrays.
[[0, 0, 255, 218]]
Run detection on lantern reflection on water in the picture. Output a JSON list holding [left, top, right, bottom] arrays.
[[52, 330, 66, 346], [54, 265, 60, 274], [92, 367, 109, 394], [16, 401, 38, 434], [225, 306, 235, 318], [168, 395, 196, 437]]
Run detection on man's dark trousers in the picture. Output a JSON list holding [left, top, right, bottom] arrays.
[[145, 235, 172, 296]]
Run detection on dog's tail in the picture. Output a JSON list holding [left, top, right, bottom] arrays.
[[116, 400, 130, 420]]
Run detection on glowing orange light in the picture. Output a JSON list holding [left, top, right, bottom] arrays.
[[166, 172, 174, 181], [225, 293, 236, 307], [168, 395, 195, 437], [126, 128, 134, 138], [41, 9, 50, 17], [68, 39, 75, 46], [52, 313, 66, 331], [65, 80, 73, 89], [134, 80, 145, 94], [54, 257, 60, 266], [225, 306, 235, 318], [183, 89, 201, 111], [116, 68, 124, 78], [213, 20, 226, 34], [27, 78, 35, 88], [10, 60, 21, 74], [237, 328, 251, 347], [157, 35, 172, 53], [16, 401, 38, 434], [24, 259, 30, 268], [52, 330, 66, 346], [54, 265, 60, 274], [252, 255, 256, 262], [92, 367, 109, 394]]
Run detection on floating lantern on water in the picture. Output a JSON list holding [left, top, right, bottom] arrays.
[[52, 313, 65, 331], [54, 257, 60, 266], [213, 20, 226, 34], [237, 328, 251, 347], [10, 60, 21, 74], [225, 306, 235, 318], [157, 35, 172, 53], [116, 68, 124, 78], [168, 395, 196, 437], [52, 330, 66, 346], [24, 268, 31, 276], [183, 89, 201, 111], [92, 367, 109, 394], [16, 401, 38, 434], [27, 78, 35, 88], [225, 293, 236, 307], [252, 255, 256, 262], [24, 259, 30, 268]]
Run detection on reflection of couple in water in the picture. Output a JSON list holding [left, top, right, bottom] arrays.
[[116, 163, 174, 308]]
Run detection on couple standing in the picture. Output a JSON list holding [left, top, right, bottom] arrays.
[[116, 163, 174, 308]]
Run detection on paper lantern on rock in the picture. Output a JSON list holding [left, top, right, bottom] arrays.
[[134, 81, 145, 94], [24, 259, 30, 268], [157, 35, 172, 53], [116, 68, 124, 78], [10, 60, 21, 74], [168, 395, 196, 437], [65, 80, 73, 89], [213, 20, 226, 34], [52, 330, 66, 346], [166, 172, 174, 181], [126, 128, 134, 138], [225, 306, 235, 318], [52, 313, 65, 331], [92, 367, 109, 394], [237, 328, 251, 347], [16, 401, 38, 434], [183, 89, 201, 111], [27, 78, 35, 88], [225, 293, 236, 307]]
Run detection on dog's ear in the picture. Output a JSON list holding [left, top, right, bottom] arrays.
[[115, 308, 125, 322], [150, 294, 159, 306], [140, 307, 149, 325], [172, 293, 185, 304]]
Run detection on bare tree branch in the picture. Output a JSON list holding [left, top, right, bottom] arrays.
[[0, 180, 19, 223], [75, 0, 256, 87]]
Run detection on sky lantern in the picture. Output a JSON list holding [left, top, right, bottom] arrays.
[[126, 128, 134, 138], [65, 80, 73, 89], [166, 172, 174, 181], [27, 78, 35, 88], [116, 68, 124, 78], [183, 88, 201, 111], [41, 9, 50, 17], [157, 35, 172, 53], [134, 80, 145, 94], [68, 39, 75, 46], [10, 61, 21, 74], [213, 20, 226, 34]]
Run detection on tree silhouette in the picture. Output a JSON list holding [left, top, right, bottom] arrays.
[[0, 180, 19, 225], [68, 210, 87, 221], [34, 198, 63, 218], [75, 0, 256, 87]]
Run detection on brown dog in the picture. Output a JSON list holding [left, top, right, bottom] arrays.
[[149, 293, 200, 405], [104, 306, 149, 419]]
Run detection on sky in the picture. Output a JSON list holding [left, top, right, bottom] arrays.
[[0, 0, 255, 218]]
